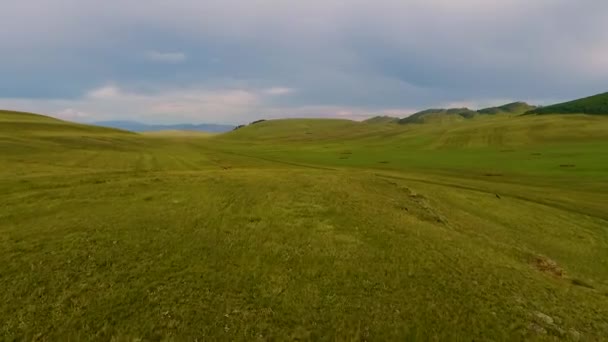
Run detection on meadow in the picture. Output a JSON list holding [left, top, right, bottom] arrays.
[[1, 110, 608, 340]]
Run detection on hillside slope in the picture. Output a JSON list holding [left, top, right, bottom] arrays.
[[219, 118, 395, 143], [0, 110, 130, 135], [0, 110, 140, 160], [363, 115, 400, 124], [398, 108, 478, 124], [528, 92, 608, 115], [478, 102, 536, 115]]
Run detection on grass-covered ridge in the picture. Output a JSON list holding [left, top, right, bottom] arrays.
[[366, 91, 607, 125], [398, 108, 478, 124], [1, 109, 608, 340], [478, 102, 536, 115], [395, 102, 535, 125], [0, 109, 130, 135], [528, 92, 608, 115], [363, 115, 400, 124]]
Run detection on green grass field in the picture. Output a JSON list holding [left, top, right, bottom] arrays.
[[1, 110, 608, 340]]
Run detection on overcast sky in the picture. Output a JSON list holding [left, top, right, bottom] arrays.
[[1, 0, 607, 124]]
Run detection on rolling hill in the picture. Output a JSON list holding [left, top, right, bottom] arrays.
[[363, 115, 400, 124], [478, 102, 536, 115], [218, 118, 394, 143], [398, 108, 478, 124], [2, 106, 608, 340], [94, 120, 235, 133], [0, 110, 130, 135], [0, 110, 140, 159], [527, 92, 608, 115], [397, 102, 536, 125]]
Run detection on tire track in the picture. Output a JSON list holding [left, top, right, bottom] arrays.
[[373, 173, 608, 222]]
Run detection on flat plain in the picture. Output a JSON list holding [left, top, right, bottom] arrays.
[[1, 110, 607, 340]]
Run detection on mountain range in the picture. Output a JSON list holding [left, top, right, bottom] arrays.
[[364, 92, 608, 125]]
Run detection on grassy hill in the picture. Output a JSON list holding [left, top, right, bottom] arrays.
[[220, 118, 398, 144], [363, 115, 400, 124], [398, 108, 478, 124], [398, 102, 535, 125], [0, 109, 130, 135], [222, 114, 608, 176], [1, 110, 608, 340], [479, 102, 536, 115], [528, 92, 608, 115], [0, 109, 140, 171], [0, 109, 65, 123]]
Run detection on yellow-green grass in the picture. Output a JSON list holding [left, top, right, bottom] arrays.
[[0, 110, 129, 135], [217, 115, 608, 181], [1, 110, 608, 340]]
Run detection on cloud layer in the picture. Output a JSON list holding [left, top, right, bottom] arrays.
[[145, 51, 188, 64], [1, 0, 607, 124]]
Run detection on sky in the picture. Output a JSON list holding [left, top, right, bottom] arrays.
[[1, 0, 607, 125]]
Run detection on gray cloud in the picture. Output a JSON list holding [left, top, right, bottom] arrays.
[[144, 51, 188, 64], [1, 0, 607, 123]]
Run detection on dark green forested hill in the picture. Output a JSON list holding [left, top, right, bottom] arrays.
[[527, 92, 608, 115]]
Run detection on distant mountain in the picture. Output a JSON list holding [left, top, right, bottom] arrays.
[[478, 102, 536, 115], [398, 108, 478, 124], [94, 120, 235, 133], [526, 92, 608, 115], [363, 116, 400, 124]]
